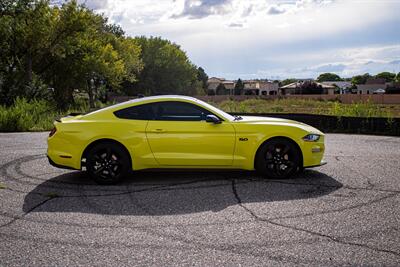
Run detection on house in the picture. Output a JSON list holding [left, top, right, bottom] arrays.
[[207, 77, 235, 95], [207, 78, 279, 95], [356, 78, 390, 94], [207, 77, 225, 91], [279, 81, 336, 95], [321, 81, 352, 94], [243, 80, 279, 95]]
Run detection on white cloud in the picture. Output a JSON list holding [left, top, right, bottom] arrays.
[[77, 0, 400, 79], [251, 45, 400, 79], [267, 5, 286, 15], [78, 0, 108, 10], [172, 0, 233, 19]]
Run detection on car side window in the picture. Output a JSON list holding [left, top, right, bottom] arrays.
[[114, 103, 156, 120], [155, 101, 212, 121]]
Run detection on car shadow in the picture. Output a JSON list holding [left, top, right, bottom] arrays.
[[23, 169, 342, 216]]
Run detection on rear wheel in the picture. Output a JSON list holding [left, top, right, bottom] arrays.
[[255, 138, 301, 179], [86, 142, 130, 185]]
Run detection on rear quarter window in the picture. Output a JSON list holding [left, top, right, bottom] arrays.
[[114, 104, 155, 120]]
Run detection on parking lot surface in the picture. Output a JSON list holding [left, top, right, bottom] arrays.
[[0, 132, 399, 266]]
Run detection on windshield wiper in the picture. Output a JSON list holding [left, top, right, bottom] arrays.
[[233, 115, 243, 121]]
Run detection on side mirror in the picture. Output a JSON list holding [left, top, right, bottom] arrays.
[[205, 114, 221, 124]]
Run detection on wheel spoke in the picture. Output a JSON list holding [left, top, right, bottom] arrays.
[[284, 160, 294, 167], [281, 145, 290, 155], [108, 167, 116, 177], [94, 165, 105, 174]]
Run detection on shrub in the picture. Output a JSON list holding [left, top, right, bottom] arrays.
[[0, 98, 56, 132]]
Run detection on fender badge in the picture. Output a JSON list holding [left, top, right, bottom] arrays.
[[239, 138, 248, 141]]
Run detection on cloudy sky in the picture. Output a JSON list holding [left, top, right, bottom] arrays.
[[78, 0, 400, 79]]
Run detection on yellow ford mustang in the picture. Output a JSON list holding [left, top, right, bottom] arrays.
[[47, 95, 325, 184]]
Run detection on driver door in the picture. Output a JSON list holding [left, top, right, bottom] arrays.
[[145, 101, 236, 166]]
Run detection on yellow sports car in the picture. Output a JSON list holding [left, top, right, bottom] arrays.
[[47, 95, 325, 184]]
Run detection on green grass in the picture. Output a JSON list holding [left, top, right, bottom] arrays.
[[0, 97, 398, 132], [212, 98, 397, 118], [0, 97, 110, 132]]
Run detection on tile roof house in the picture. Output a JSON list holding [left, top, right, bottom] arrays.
[[279, 81, 336, 95], [357, 78, 390, 94], [207, 77, 226, 91], [207, 78, 278, 95], [243, 80, 279, 95], [321, 81, 352, 94]]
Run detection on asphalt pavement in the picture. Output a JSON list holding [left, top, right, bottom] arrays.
[[0, 132, 399, 266]]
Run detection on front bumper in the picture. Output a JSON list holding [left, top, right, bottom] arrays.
[[302, 135, 325, 168], [304, 160, 327, 169]]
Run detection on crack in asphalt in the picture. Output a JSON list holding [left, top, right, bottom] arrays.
[[1, 171, 398, 232], [230, 179, 400, 258], [1, 149, 399, 264], [0, 197, 54, 228], [332, 155, 399, 192]]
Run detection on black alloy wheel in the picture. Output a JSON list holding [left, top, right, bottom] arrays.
[[255, 138, 301, 179], [86, 142, 130, 185]]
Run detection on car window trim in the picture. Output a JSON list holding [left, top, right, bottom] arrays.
[[113, 100, 225, 122], [153, 101, 223, 122]]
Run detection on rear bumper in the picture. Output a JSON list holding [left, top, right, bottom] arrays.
[[47, 132, 82, 170], [47, 155, 77, 170]]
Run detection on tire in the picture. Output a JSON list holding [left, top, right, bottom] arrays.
[[86, 142, 130, 185], [255, 138, 301, 179]]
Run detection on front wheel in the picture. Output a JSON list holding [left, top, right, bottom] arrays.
[[86, 142, 130, 185], [255, 138, 301, 179]]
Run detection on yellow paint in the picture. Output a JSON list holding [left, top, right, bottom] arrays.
[[47, 96, 325, 170]]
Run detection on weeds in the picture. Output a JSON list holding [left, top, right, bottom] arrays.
[[214, 98, 396, 118], [0, 97, 397, 132], [0, 97, 110, 132]]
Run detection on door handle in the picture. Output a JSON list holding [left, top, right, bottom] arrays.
[[151, 128, 167, 133]]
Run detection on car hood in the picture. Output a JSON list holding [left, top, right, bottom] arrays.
[[236, 116, 323, 135]]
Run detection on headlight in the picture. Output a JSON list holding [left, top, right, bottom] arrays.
[[303, 134, 320, 142]]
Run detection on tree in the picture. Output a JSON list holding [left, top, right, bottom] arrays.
[[317, 73, 342, 82], [131, 36, 198, 96], [196, 67, 208, 91], [0, 0, 143, 108], [396, 72, 400, 82], [351, 73, 371, 86], [375, 72, 396, 83], [216, 83, 226, 95], [281, 78, 297, 86], [0, 0, 55, 105], [207, 88, 215, 95], [234, 78, 244, 95], [299, 81, 323, 94]]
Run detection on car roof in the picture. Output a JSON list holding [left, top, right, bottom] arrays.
[[82, 95, 236, 121], [85, 95, 205, 116], [124, 95, 199, 104]]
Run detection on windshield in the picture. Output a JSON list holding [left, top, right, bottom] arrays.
[[194, 99, 235, 121]]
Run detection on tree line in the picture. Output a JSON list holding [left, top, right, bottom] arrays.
[[0, 0, 208, 109], [281, 72, 400, 87]]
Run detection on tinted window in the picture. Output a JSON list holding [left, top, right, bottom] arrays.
[[114, 103, 155, 120], [155, 101, 212, 121]]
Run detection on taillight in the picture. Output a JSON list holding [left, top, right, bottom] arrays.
[[49, 127, 57, 137]]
